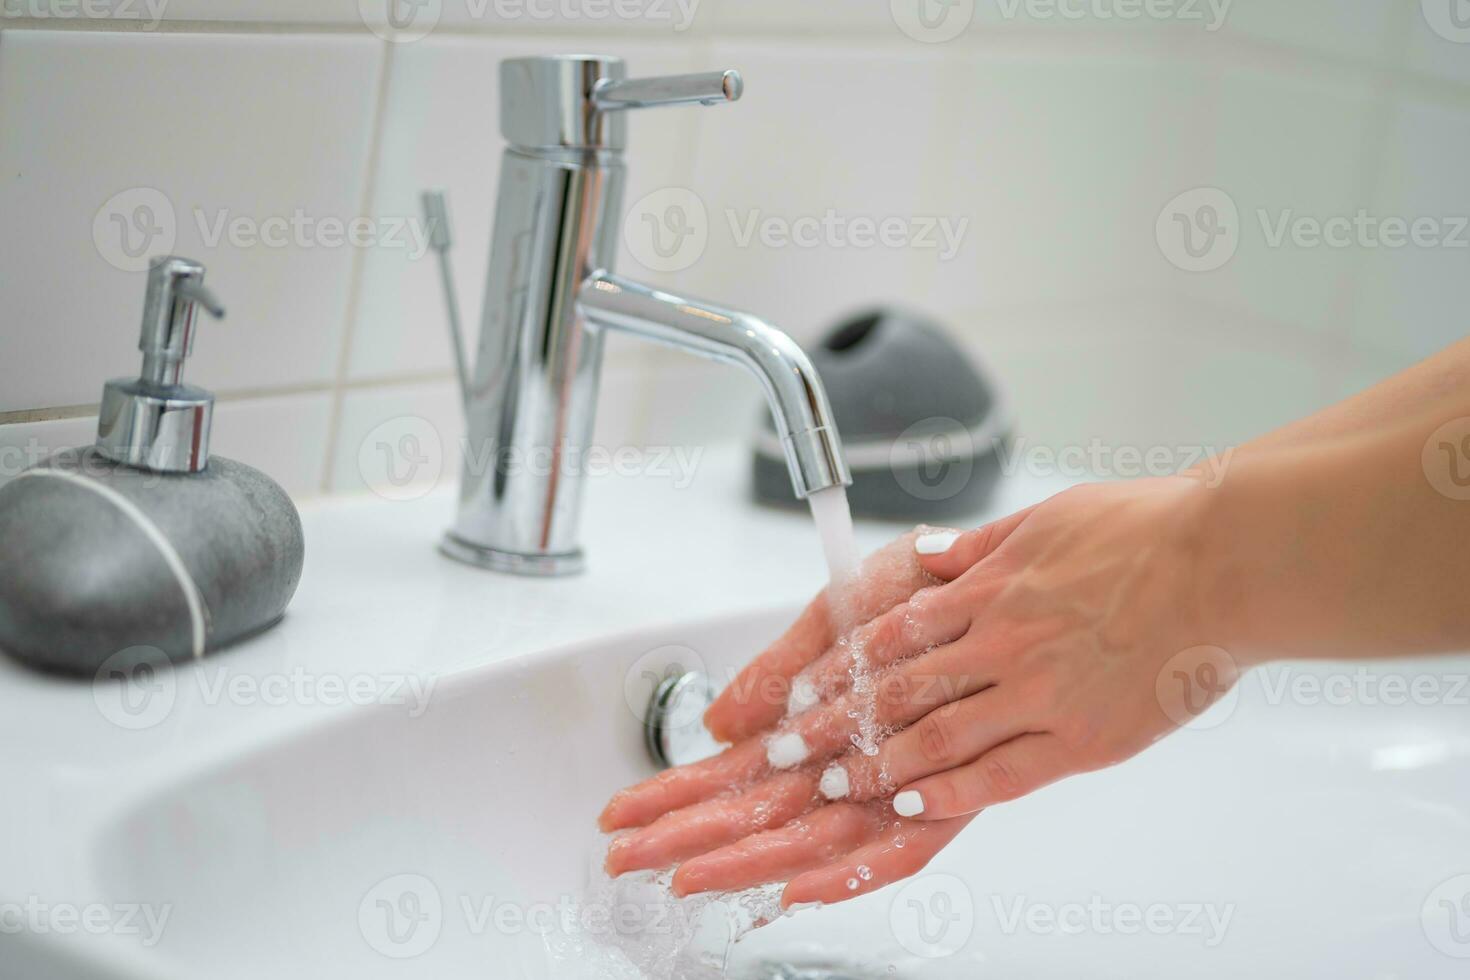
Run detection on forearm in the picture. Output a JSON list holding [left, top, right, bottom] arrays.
[[1198, 399, 1470, 665]]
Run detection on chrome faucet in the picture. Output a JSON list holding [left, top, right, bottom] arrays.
[[426, 54, 850, 575]]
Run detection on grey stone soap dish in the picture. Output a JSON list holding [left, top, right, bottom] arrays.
[[0, 257, 304, 676], [752, 308, 1011, 520], [0, 449, 303, 675]]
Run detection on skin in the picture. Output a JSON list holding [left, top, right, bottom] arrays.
[[600, 337, 1470, 914]]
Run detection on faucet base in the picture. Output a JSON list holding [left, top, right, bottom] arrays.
[[438, 534, 585, 577]]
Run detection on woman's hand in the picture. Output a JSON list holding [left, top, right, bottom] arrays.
[[599, 476, 1231, 910]]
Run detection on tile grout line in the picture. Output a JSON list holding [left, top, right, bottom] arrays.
[[0, 371, 463, 427], [319, 37, 398, 495]]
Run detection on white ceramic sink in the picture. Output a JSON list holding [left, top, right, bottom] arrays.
[[3, 454, 1468, 978], [16, 607, 1470, 979]]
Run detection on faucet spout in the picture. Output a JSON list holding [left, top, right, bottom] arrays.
[[578, 273, 851, 499], [439, 55, 851, 575]]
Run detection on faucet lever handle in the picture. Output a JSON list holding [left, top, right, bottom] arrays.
[[592, 70, 742, 111]]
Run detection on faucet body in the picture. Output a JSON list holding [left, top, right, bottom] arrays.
[[441, 55, 849, 575]]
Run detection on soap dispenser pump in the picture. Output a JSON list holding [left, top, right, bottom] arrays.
[[0, 256, 306, 677], [97, 255, 225, 474]]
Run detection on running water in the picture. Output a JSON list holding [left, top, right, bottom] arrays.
[[806, 485, 887, 758], [806, 486, 860, 586], [557, 486, 870, 979]]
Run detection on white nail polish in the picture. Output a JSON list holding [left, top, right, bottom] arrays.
[[767, 732, 810, 770], [893, 790, 926, 817], [914, 532, 960, 556], [788, 676, 819, 713], [819, 763, 850, 800]]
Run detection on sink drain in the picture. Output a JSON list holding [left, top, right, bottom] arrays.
[[644, 671, 720, 768]]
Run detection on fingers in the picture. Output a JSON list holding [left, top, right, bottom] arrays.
[[834, 687, 1023, 802], [605, 770, 819, 876], [599, 739, 769, 832], [785, 584, 973, 716], [913, 505, 1038, 581], [704, 593, 832, 744], [671, 803, 883, 897], [603, 595, 990, 836], [704, 533, 939, 744], [769, 637, 994, 773], [780, 812, 976, 909], [892, 733, 1073, 821]]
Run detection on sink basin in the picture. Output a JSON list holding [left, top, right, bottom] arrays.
[[22, 605, 1470, 979], [3, 458, 1466, 979]]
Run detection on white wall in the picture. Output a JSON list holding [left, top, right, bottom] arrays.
[[1, 0, 1466, 498]]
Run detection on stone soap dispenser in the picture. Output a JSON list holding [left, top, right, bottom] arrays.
[[0, 256, 305, 676]]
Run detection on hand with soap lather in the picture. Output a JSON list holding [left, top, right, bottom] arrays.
[[600, 336, 1470, 914], [599, 478, 1210, 910]]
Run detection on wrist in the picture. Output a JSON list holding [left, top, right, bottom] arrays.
[[1179, 466, 1280, 670]]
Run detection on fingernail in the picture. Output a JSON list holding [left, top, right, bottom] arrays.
[[766, 732, 810, 769], [784, 901, 823, 915], [893, 790, 926, 817], [914, 532, 960, 556], [788, 676, 819, 713], [819, 763, 850, 801]]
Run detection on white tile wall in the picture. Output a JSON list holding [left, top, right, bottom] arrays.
[[1221, 0, 1406, 63], [349, 35, 707, 383], [673, 38, 951, 347], [922, 48, 1201, 319], [0, 30, 383, 416], [1, 0, 1466, 504], [1351, 96, 1470, 362], [1407, 0, 1470, 82], [1167, 64, 1381, 338]]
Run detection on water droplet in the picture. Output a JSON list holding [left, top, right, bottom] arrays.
[[857, 865, 873, 881], [846, 878, 859, 891]]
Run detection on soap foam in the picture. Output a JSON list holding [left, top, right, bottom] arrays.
[[787, 676, 820, 714], [819, 763, 850, 801], [766, 732, 809, 770]]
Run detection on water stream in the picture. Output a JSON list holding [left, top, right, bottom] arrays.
[[549, 488, 868, 979], [806, 486, 861, 587]]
